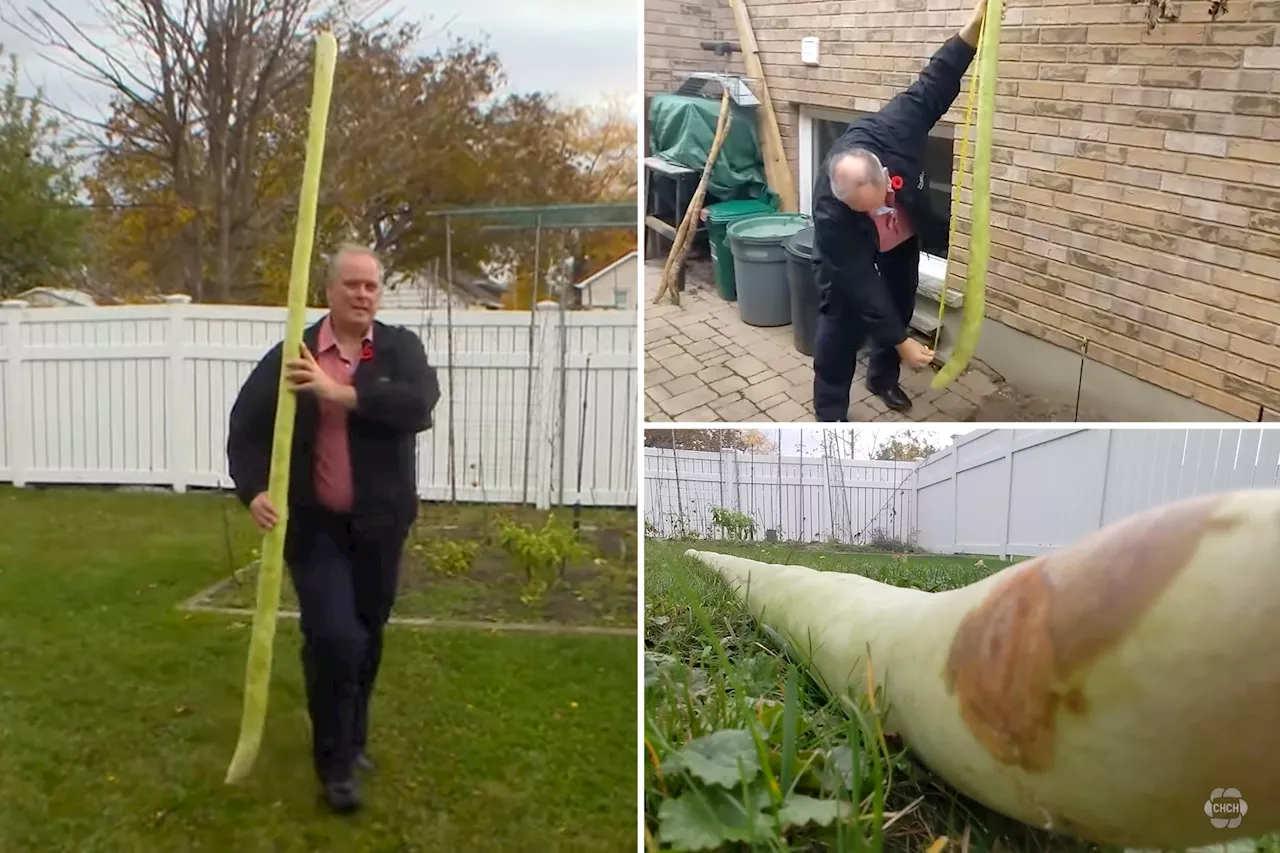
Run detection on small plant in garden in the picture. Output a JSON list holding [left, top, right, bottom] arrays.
[[710, 507, 756, 541], [496, 513, 589, 602], [419, 539, 478, 577], [866, 526, 919, 553], [666, 511, 693, 539]]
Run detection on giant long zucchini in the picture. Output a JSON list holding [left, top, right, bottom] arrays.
[[225, 31, 338, 785]]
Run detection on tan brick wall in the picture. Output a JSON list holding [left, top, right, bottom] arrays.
[[644, 0, 1280, 419], [644, 0, 743, 95]]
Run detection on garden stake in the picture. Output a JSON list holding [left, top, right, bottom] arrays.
[[225, 31, 337, 785], [572, 355, 591, 535]]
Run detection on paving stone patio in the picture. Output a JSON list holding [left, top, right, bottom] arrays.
[[645, 260, 1064, 424]]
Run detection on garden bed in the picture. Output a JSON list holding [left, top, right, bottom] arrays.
[[207, 502, 638, 628]]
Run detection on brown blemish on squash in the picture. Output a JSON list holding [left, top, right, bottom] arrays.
[[943, 492, 1240, 773]]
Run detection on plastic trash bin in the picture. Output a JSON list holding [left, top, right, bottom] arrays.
[[726, 214, 811, 327], [705, 197, 779, 301], [783, 226, 818, 356]]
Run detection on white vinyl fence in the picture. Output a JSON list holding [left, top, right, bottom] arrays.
[[643, 428, 1280, 554], [0, 297, 639, 507], [643, 447, 917, 543], [914, 427, 1280, 557]]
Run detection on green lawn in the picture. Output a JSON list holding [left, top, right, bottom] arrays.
[[0, 486, 637, 852], [644, 538, 1280, 853], [206, 502, 638, 628]]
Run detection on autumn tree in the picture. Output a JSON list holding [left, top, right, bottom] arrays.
[[644, 429, 776, 454], [871, 430, 942, 461], [560, 96, 638, 301], [262, 37, 636, 309], [249, 26, 512, 302], [16, 0, 636, 305], [81, 101, 196, 299], [566, 96, 637, 203], [11, 0, 363, 302], [737, 430, 778, 455], [0, 49, 86, 298]]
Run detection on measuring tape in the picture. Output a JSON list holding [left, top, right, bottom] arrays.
[[932, 0, 1002, 389]]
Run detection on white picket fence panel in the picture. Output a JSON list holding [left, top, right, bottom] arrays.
[[0, 298, 639, 507], [643, 428, 1280, 554], [914, 427, 1280, 557], [643, 447, 918, 543]]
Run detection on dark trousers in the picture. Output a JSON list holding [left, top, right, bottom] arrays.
[[813, 238, 921, 421], [286, 508, 405, 783]]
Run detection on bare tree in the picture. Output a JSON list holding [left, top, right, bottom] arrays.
[[7, 0, 378, 301], [820, 427, 861, 459]]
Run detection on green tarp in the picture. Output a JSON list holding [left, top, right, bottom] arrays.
[[648, 94, 769, 201]]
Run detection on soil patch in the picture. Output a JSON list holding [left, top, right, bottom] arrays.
[[966, 384, 1108, 422]]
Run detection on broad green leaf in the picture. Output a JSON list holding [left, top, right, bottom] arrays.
[[657, 783, 774, 850], [660, 728, 761, 788], [778, 793, 844, 830], [644, 653, 663, 689]]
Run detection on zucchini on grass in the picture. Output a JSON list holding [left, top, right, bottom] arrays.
[[685, 489, 1280, 849]]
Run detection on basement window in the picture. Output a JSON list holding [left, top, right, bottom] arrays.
[[798, 106, 955, 262]]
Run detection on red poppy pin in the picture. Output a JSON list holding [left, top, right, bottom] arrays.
[[890, 174, 904, 191], [360, 342, 374, 362]]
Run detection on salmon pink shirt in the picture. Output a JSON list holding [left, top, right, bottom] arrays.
[[312, 316, 372, 514]]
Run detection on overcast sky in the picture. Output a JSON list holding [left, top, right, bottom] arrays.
[[768, 427, 976, 459], [0, 0, 638, 124]]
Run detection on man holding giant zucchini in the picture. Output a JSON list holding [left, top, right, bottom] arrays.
[[227, 244, 440, 813], [809, 0, 997, 421]]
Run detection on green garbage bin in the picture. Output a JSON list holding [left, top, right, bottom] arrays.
[[727, 214, 812, 327], [706, 197, 778, 301]]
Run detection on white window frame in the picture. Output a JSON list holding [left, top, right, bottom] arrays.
[[797, 104, 953, 269]]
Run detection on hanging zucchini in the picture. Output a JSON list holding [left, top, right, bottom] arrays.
[[933, 0, 1001, 389]]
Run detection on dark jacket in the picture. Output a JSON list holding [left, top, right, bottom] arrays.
[[227, 317, 440, 540], [811, 35, 977, 346]]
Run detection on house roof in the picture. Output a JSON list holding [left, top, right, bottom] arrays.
[[17, 287, 98, 307]]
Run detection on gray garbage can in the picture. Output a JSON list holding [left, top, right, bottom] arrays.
[[784, 226, 818, 356], [726, 214, 811, 327]]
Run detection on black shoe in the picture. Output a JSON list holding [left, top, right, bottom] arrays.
[[355, 752, 376, 774], [870, 384, 912, 412], [322, 778, 363, 814]]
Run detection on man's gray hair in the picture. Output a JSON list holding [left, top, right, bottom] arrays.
[[828, 148, 887, 204], [327, 242, 383, 284]]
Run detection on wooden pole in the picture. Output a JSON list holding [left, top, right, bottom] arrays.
[[653, 88, 733, 305], [727, 0, 798, 213]]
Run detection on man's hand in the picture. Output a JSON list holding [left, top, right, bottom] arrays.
[[960, 0, 1006, 46], [286, 343, 341, 400], [897, 337, 937, 368], [249, 491, 279, 531]]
